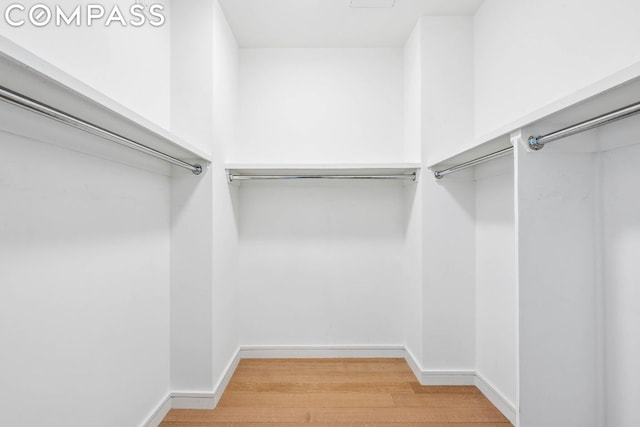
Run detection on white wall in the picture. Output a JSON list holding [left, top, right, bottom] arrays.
[[474, 156, 516, 408], [170, 0, 240, 396], [237, 180, 407, 346], [211, 0, 240, 387], [421, 16, 474, 164], [235, 47, 408, 347], [516, 143, 599, 427], [420, 17, 476, 373], [170, 0, 215, 394], [0, 131, 170, 427], [602, 143, 640, 427], [235, 48, 404, 163], [474, 0, 640, 138], [402, 23, 423, 364], [0, 0, 172, 128], [0, 5, 174, 425]]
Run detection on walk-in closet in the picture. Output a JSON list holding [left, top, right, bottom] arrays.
[[1, 1, 639, 426]]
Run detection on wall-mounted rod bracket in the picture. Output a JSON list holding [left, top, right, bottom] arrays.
[[527, 136, 545, 151]]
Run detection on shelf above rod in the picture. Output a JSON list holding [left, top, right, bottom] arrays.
[[228, 172, 417, 182], [0, 85, 203, 175], [433, 146, 513, 179]]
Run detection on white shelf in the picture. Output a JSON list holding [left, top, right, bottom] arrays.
[[428, 60, 640, 172], [225, 162, 421, 182], [0, 36, 211, 174]]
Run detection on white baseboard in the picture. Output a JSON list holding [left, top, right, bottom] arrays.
[[239, 345, 406, 359], [420, 370, 477, 385], [403, 349, 475, 385], [212, 348, 241, 407], [403, 348, 514, 423], [142, 349, 241, 427], [403, 347, 424, 382], [170, 392, 216, 409], [475, 373, 517, 425], [142, 394, 171, 427]]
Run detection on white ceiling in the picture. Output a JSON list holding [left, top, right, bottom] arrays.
[[218, 0, 484, 48]]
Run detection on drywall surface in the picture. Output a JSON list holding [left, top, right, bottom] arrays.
[[0, 132, 170, 427], [0, 0, 172, 128], [237, 180, 408, 346], [474, 156, 516, 408], [602, 143, 640, 427], [170, 166, 214, 393], [235, 48, 404, 163], [402, 22, 423, 362], [474, 0, 640, 138], [421, 172, 476, 371], [170, 0, 215, 393], [404, 22, 422, 162], [211, 0, 240, 388], [420, 16, 474, 164], [516, 146, 598, 427], [419, 17, 476, 372]]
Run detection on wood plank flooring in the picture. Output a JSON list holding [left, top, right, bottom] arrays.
[[160, 358, 513, 426]]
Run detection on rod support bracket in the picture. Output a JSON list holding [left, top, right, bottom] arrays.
[[434, 171, 443, 179], [192, 164, 203, 175], [528, 136, 545, 151]]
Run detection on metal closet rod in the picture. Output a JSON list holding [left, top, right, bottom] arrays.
[[0, 86, 203, 175], [229, 172, 417, 182], [528, 100, 640, 150], [434, 99, 640, 179], [434, 146, 513, 179]]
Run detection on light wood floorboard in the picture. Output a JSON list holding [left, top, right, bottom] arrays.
[[160, 358, 513, 426]]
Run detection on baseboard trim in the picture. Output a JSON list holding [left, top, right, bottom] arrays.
[[403, 348, 514, 422], [142, 393, 171, 427], [403, 347, 424, 383], [170, 392, 216, 410], [475, 373, 517, 425], [403, 348, 475, 385], [239, 345, 406, 359], [212, 348, 241, 407], [421, 370, 477, 385]]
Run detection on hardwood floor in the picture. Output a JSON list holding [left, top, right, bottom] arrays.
[[160, 358, 513, 426]]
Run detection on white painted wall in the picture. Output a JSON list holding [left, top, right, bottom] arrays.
[[0, 131, 170, 427], [0, 0, 172, 128], [237, 180, 407, 346], [402, 22, 423, 364], [474, 0, 640, 138], [235, 48, 404, 163], [403, 22, 422, 163], [170, 0, 216, 394], [170, 166, 214, 393], [170, 0, 240, 396], [602, 143, 640, 427], [211, 0, 240, 388], [420, 16, 474, 164], [235, 47, 408, 347], [474, 155, 516, 409], [420, 17, 476, 372], [0, 5, 174, 425], [516, 143, 599, 427]]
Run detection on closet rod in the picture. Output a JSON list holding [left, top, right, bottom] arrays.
[[228, 173, 417, 182], [528, 100, 640, 150], [0, 86, 203, 175], [433, 146, 513, 179]]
